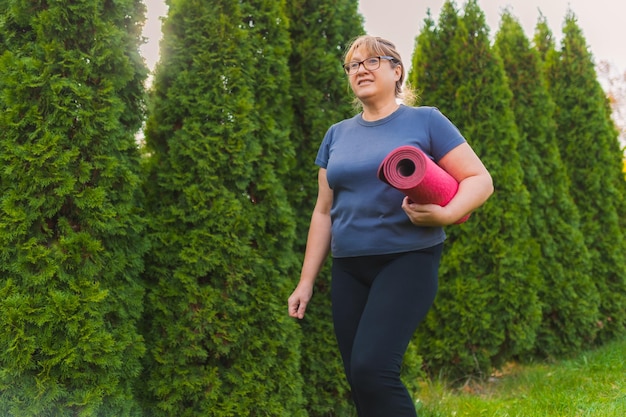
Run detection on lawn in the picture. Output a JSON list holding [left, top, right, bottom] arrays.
[[414, 337, 626, 417]]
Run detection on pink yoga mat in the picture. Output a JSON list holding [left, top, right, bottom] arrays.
[[377, 145, 469, 224]]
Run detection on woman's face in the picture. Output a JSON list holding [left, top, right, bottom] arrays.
[[347, 48, 401, 104]]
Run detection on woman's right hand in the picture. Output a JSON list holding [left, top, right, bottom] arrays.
[[288, 283, 313, 320]]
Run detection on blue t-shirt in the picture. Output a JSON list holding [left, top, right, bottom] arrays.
[[316, 105, 466, 258]]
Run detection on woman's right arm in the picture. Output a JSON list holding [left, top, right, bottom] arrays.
[[288, 168, 333, 319]]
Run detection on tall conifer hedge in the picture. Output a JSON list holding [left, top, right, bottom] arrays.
[[545, 12, 626, 343], [3, 0, 623, 411], [409, 0, 542, 378], [285, 0, 364, 415], [139, 0, 304, 415], [0, 0, 148, 415], [494, 11, 599, 356]]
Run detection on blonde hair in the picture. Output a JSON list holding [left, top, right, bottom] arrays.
[[344, 35, 416, 106]]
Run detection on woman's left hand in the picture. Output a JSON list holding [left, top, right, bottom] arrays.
[[401, 196, 453, 227], [402, 142, 493, 226]]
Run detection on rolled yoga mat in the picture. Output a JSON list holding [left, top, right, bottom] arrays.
[[377, 145, 470, 224]]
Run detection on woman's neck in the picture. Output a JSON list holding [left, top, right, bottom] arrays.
[[361, 99, 400, 121]]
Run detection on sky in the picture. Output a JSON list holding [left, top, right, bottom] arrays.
[[140, 0, 626, 75]]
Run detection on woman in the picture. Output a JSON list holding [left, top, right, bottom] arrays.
[[288, 35, 493, 417]]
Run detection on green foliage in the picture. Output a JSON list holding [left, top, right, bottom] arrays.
[[415, 336, 626, 416], [284, 0, 363, 415], [532, 13, 558, 68], [545, 11, 626, 343], [139, 0, 305, 415], [0, 0, 148, 415], [410, 0, 541, 379], [494, 11, 599, 357], [1, 0, 624, 413], [285, 0, 363, 239]]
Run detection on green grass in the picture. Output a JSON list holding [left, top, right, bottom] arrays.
[[414, 337, 626, 417]]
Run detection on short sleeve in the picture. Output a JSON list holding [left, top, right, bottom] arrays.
[[428, 108, 466, 162], [315, 125, 334, 168]]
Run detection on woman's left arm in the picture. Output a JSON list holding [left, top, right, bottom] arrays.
[[402, 142, 494, 226]]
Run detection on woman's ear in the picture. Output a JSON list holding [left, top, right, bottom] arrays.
[[394, 65, 402, 81]]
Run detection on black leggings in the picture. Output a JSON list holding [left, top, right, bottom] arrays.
[[331, 244, 443, 417]]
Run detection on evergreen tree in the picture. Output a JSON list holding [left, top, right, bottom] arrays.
[[284, 1, 363, 415], [410, 5, 461, 111], [546, 11, 626, 343], [532, 13, 557, 67], [139, 0, 304, 415], [0, 0, 148, 415], [494, 11, 599, 357], [602, 98, 626, 231], [409, 0, 541, 379]]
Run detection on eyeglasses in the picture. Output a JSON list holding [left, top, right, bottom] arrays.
[[343, 56, 396, 75]]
